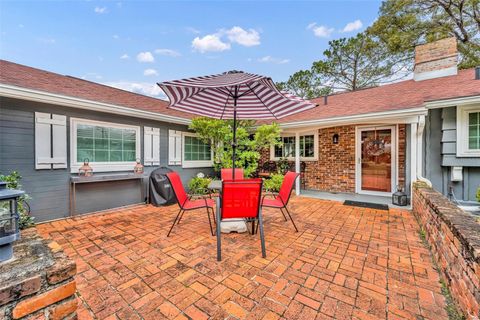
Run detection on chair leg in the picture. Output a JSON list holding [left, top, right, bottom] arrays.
[[284, 206, 299, 232], [206, 207, 214, 236], [216, 199, 222, 261], [279, 208, 288, 221], [177, 209, 186, 224], [258, 209, 266, 258], [251, 219, 255, 235], [167, 208, 183, 237]]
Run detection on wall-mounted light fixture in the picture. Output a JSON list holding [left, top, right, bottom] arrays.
[[332, 133, 339, 144]]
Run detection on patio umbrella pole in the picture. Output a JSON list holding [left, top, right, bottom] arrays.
[[232, 91, 238, 180]]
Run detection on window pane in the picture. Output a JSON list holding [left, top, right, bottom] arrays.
[[469, 138, 479, 149], [184, 136, 211, 162], [77, 125, 94, 137], [110, 139, 122, 151], [468, 112, 480, 150], [95, 150, 108, 162], [110, 151, 122, 161], [77, 149, 93, 162], [469, 112, 479, 125], [78, 137, 93, 149], [76, 123, 137, 163], [123, 151, 136, 161]]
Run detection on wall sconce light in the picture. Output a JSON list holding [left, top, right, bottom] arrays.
[[332, 134, 339, 144]]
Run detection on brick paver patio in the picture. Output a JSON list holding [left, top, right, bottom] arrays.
[[37, 197, 448, 320]]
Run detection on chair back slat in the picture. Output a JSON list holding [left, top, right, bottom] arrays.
[[221, 179, 262, 219], [278, 172, 299, 205], [166, 172, 188, 207], [221, 168, 244, 180]]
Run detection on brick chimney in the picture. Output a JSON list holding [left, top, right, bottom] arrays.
[[414, 37, 458, 81]]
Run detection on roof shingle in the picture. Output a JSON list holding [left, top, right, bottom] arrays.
[[1, 60, 478, 124]]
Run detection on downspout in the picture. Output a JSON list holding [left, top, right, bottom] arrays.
[[416, 115, 433, 187]]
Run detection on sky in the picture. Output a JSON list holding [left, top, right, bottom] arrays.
[[0, 0, 382, 98]]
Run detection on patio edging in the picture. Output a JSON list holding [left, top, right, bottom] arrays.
[[412, 181, 480, 319]]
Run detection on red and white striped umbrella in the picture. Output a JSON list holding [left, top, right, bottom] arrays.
[[158, 70, 317, 176], [158, 70, 316, 120]]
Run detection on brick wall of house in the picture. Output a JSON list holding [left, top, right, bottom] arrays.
[[412, 182, 480, 319], [306, 126, 356, 192], [259, 124, 406, 193]]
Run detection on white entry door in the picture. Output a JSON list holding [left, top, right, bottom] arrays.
[[356, 126, 397, 195]]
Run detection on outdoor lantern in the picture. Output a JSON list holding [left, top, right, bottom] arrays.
[[332, 133, 339, 144], [0, 181, 23, 262], [79, 158, 93, 177], [134, 159, 144, 174], [392, 186, 408, 206]]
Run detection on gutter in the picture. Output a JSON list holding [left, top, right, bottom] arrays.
[[0, 84, 192, 125], [278, 106, 428, 129], [424, 95, 480, 109]]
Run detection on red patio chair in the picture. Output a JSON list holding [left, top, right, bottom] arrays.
[[221, 168, 244, 180], [166, 172, 215, 237], [261, 171, 299, 232], [216, 179, 265, 261]]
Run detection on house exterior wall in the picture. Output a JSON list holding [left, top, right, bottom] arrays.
[[424, 107, 480, 201], [305, 126, 356, 192], [260, 124, 407, 194], [0, 97, 213, 222]]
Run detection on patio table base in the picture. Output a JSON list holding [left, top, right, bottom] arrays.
[[220, 219, 248, 233]]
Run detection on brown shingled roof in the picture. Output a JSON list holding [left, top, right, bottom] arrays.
[[0, 59, 193, 120], [277, 68, 480, 123], [1, 60, 479, 125]]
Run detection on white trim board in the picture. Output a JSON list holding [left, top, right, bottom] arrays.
[[278, 107, 427, 130], [424, 95, 480, 109], [0, 84, 191, 125]]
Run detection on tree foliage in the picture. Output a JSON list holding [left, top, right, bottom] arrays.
[[312, 33, 409, 91], [189, 117, 281, 177], [276, 69, 331, 99], [280, 32, 409, 97], [369, 0, 480, 69]]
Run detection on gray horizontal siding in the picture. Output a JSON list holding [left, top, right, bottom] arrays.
[[425, 107, 480, 201], [0, 97, 213, 222]]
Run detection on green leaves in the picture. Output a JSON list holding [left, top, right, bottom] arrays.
[[275, 69, 331, 99], [189, 117, 282, 177], [281, 31, 410, 96], [369, 0, 480, 69]]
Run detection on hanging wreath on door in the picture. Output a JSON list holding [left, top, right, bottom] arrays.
[[364, 128, 386, 157]]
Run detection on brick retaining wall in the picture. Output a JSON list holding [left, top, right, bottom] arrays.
[[0, 228, 77, 319], [412, 181, 480, 319]]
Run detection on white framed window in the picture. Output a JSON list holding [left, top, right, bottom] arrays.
[[182, 132, 213, 168], [70, 118, 140, 173], [270, 131, 318, 161], [457, 105, 480, 157]]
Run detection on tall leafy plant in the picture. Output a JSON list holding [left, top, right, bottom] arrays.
[[189, 117, 281, 177]]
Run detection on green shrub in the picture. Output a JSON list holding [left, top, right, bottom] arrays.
[[188, 176, 212, 195], [263, 174, 284, 193], [476, 186, 480, 202], [276, 157, 290, 174], [0, 171, 35, 229]]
